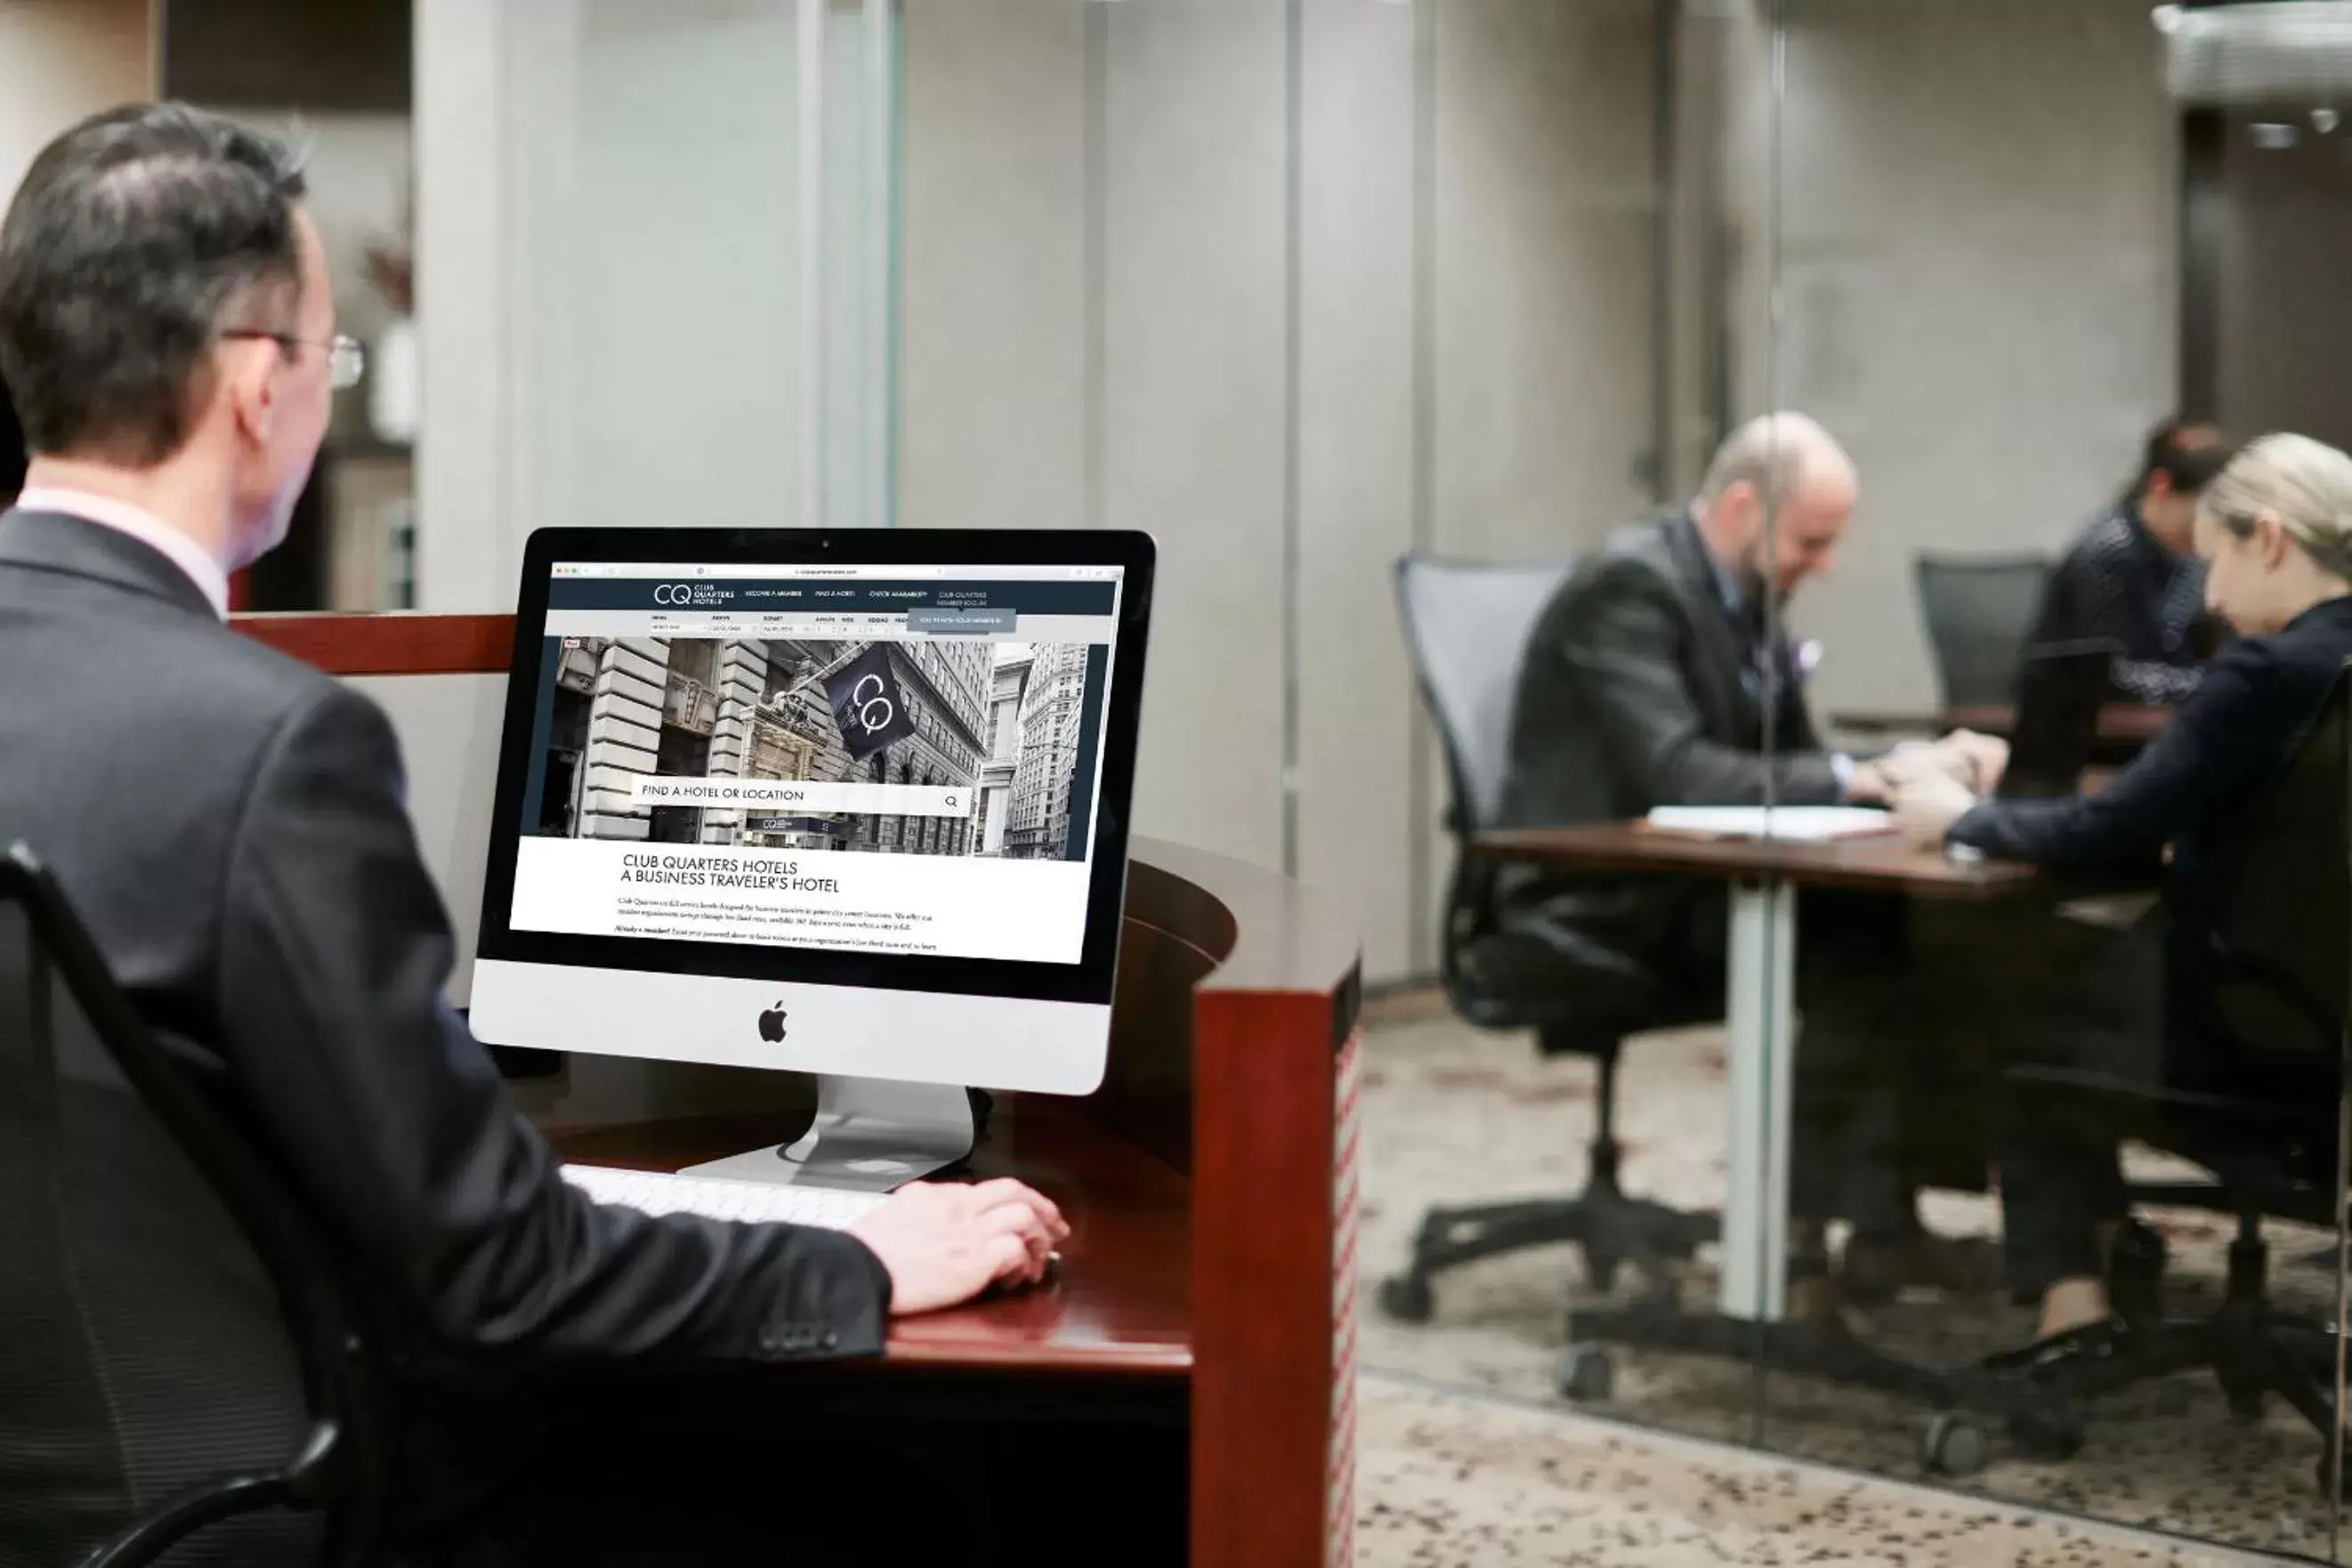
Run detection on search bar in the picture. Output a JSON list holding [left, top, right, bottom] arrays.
[[629, 778, 971, 817]]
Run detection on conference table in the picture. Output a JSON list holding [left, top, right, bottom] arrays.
[[1468, 819, 2064, 1324]]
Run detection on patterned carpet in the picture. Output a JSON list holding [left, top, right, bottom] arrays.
[[1355, 1371, 2282, 1566], [1357, 997, 2346, 1564]]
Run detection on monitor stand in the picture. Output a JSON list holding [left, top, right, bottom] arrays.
[[678, 1074, 975, 1193]]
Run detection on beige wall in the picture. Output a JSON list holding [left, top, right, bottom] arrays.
[[1416, 0, 1660, 976], [0, 0, 152, 210], [1429, 0, 1660, 562], [1766, 0, 2178, 719], [414, 0, 508, 611], [1297, 0, 1418, 981], [897, 0, 1661, 981], [898, 0, 1089, 534]]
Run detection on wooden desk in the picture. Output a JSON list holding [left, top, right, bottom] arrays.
[[550, 1099, 1192, 1378], [1471, 820, 2062, 1321], [242, 611, 1367, 1568], [1833, 701, 2169, 758], [1476, 821, 2042, 901]]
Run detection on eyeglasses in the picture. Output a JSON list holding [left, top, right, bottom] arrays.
[[219, 329, 366, 392]]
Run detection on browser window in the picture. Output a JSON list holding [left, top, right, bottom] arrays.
[[506, 563, 1124, 965]]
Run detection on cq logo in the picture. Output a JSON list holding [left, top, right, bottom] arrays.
[[846, 673, 894, 736], [651, 583, 699, 605]]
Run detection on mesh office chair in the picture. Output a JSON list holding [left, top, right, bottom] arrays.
[[0, 842, 392, 1566], [1915, 554, 2054, 707], [1378, 557, 1718, 1325], [1960, 668, 2352, 1488]]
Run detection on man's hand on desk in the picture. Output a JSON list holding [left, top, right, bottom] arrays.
[[1843, 756, 1897, 804], [1889, 769, 1978, 850], [1844, 744, 1950, 804], [847, 1177, 1070, 1315], [1847, 731, 2009, 805]]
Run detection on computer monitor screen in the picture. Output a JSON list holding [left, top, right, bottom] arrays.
[[469, 529, 1154, 1095]]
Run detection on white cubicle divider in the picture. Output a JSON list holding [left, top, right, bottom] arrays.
[[319, 648, 810, 1128], [348, 671, 507, 1006]]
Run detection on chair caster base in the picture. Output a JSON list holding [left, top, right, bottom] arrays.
[[1379, 1273, 1435, 1325], [1558, 1345, 1615, 1403], [1919, 1413, 1988, 1478]]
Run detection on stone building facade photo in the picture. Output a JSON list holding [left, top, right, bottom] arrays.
[[535, 634, 991, 856], [1002, 643, 1088, 861], [963, 642, 1091, 862]]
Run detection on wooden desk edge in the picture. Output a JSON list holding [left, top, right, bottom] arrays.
[[880, 1342, 1192, 1377], [1466, 826, 2045, 901], [235, 611, 515, 676]]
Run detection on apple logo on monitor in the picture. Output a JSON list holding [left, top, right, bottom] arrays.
[[756, 1002, 788, 1043]]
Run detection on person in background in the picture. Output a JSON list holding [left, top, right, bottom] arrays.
[[0, 103, 1061, 1564], [2028, 417, 2235, 705], [1498, 412, 2001, 1321], [1891, 432, 2352, 1377]]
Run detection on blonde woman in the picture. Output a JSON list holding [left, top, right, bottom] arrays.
[[1894, 432, 2352, 1376]]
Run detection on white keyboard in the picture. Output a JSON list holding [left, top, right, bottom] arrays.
[[561, 1164, 888, 1231]]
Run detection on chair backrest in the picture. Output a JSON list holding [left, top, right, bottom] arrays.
[[1913, 553, 2054, 707], [2182, 666, 2352, 1096], [1394, 555, 1574, 834], [0, 843, 387, 1568]]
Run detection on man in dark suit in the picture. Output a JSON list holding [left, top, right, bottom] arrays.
[[0, 105, 1062, 1564], [1497, 414, 1996, 1315]]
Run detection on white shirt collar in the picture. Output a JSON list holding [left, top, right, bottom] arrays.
[[12, 487, 231, 621]]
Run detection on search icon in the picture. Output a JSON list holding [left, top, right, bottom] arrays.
[[944, 793, 960, 809]]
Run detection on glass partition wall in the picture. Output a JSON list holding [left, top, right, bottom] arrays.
[[1262, 0, 2345, 1559], [433, 0, 2352, 1555], [505, 0, 895, 541], [1751, 0, 2352, 1558]]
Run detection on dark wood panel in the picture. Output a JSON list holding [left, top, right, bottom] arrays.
[[162, 0, 412, 112], [2211, 110, 2352, 453], [2180, 108, 2226, 423], [232, 612, 513, 675]]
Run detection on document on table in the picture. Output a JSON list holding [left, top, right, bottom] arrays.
[[1643, 805, 1895, 841]]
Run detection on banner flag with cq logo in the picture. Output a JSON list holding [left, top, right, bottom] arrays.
[[824, 644, 917, 761]]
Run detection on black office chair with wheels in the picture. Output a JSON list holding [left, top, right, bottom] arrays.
[[1963, 667, 2352, 1489], [1378, 556, 1719, 1325], [0, 842, 392, 1566], [1915, 553, 2053, 707]]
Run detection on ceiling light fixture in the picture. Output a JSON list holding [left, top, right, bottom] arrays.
[[2162, 2, 2352, 108]]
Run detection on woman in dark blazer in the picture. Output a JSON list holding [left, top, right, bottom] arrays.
[[1892, 432, 2352, 1370]]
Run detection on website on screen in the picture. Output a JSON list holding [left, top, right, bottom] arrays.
[[507, 562, 1123, 965]]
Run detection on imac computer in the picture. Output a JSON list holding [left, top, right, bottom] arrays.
[[469, 528, 1154, 1199]]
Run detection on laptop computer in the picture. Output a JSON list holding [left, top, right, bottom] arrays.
[[1995, 639, 2119, 800]]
